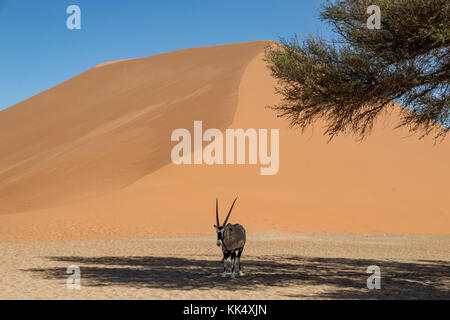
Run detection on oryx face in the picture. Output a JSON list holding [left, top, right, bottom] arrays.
[[214, 197, 237, 247], [214, 226, 224, 246]]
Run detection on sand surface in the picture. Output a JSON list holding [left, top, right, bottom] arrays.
[[0, 42, 449, 242], [0, 234, 448, 300]]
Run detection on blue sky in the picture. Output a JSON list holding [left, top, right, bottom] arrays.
[[0, 0, 331, 110]]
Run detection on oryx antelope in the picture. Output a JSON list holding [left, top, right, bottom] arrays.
[[214, 198, 246, 278]]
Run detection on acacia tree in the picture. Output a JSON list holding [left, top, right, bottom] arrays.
[[265, 0, 449, 141]]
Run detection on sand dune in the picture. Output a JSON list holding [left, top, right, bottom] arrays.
[[0, 41, 449, 241], [0, 42, 264, 215]]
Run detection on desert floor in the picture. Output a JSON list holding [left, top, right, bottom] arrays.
[[1, 234, 448, 300]]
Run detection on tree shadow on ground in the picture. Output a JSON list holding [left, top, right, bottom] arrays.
[[26, 255, 449, 299]]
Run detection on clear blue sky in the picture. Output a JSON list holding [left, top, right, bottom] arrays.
[[0, 0, 331, 110]]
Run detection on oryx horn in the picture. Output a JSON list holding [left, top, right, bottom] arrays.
[[216, 198, 220, 226], [222, 197, 237, 226]]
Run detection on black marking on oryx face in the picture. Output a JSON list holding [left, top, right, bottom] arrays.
[[215, 225, 224, 247]]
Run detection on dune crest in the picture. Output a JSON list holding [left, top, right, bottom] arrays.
[[0, 41, 449, 241], [94, 58, 133, 69]]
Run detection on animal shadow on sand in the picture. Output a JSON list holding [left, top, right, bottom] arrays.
[[26, 255, 449, 299]]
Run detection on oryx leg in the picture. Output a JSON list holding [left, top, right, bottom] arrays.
[[230, 251, 237, 278], [237, 247, 244, 276], [222, 251, 230, 277]]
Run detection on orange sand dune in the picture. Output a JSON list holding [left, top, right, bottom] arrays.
[[0, 41, 448, 241], [0, 42, 263, 215]]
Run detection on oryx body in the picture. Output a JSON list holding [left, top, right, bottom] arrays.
[[214, 198, 246, 278]]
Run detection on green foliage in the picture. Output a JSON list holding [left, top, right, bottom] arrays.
[[265, 0, 449, 141]]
